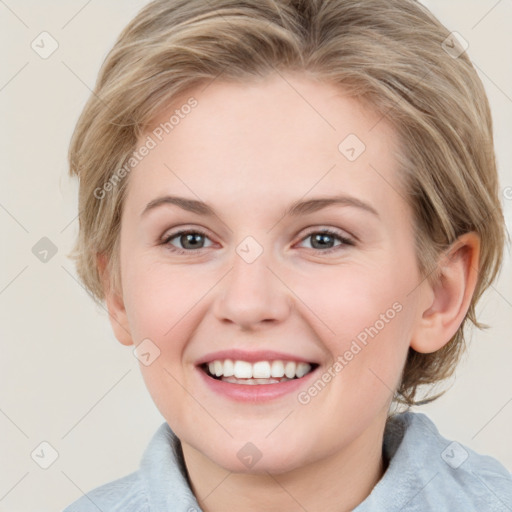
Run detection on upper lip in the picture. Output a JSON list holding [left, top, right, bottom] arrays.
[[195, 349, 318, 366]]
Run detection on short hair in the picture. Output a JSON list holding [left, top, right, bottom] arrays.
[[67, 0, 506, 406]]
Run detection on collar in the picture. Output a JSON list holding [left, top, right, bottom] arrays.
[[138, 411, 512, 511]]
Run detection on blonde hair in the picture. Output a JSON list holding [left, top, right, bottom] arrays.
[[68, 0, 506, 406]]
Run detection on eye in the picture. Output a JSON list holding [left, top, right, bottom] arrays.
[[162, 229, 213, 254], [296, 228, 354, 254], [161, 227, 354, 255]]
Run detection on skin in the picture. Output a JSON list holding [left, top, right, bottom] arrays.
[[100, 72, 480, 512]]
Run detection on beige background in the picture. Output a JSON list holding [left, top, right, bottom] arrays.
[[0, 1, 511, 511]]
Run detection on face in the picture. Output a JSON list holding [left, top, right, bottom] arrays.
[[114, 73, 425, 474]]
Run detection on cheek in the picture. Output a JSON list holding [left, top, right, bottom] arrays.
[[122, 254, 201, 341], [294, 260, 406, 337], [122, 262, 201, 424], [295, 259, 415, 391], [121, 257, 209, 387]]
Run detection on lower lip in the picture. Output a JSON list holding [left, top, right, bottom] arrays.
[[197, 366, 319, 402]]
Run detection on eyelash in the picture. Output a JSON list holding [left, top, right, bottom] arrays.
[[161, 227, 355, 255]]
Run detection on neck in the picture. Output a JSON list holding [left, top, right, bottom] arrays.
[[181, 414, 387, 512]]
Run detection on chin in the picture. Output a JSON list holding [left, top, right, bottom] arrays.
[[202, 441, 309, 475]]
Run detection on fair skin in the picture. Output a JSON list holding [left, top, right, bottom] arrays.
[[99, 72, 480, 512]]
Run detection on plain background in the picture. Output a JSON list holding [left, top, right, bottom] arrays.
[[0, 1, 511, 511]]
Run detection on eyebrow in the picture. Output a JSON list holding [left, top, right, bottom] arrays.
[[141, 194, 379, 219]]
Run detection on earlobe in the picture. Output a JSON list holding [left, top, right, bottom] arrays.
[[97, 252, 134, 347], [410, 232, 480, 354]]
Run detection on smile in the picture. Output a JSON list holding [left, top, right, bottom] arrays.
[[201, 359, 318, 385]]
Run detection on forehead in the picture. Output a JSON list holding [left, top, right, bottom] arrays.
[[125, 73, 404, 218]]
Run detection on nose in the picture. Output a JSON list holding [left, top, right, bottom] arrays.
[[212, 249, 292, 330]]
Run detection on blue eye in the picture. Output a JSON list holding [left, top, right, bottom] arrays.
[[297, 229, 354, 254], [162, 229, 213, 254], [161, 228, 354, 255]]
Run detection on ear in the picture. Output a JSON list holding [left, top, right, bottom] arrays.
[[410, 232, 480, 354], [97, 252, 134, 346]]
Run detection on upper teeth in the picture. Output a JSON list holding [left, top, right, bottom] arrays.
[[207, 360, 312, 379]]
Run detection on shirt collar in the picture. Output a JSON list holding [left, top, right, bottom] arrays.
[[138, 411, 511, 511]]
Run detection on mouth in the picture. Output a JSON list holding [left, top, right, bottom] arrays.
[[200, 359, 319, 385]]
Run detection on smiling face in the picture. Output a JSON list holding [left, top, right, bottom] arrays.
[[110, 72, 427, 474]]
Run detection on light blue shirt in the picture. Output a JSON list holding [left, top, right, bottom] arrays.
[[62, 411, 512, 511]]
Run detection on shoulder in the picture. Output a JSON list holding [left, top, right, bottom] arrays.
[[61, 422, 200, 512], [357, 411, 512, 511], [395, 412, 512, 511], [61, 470, 148, 512]]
